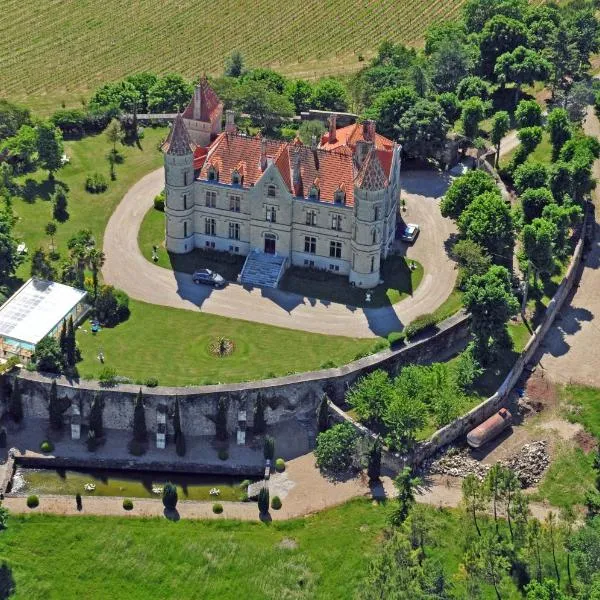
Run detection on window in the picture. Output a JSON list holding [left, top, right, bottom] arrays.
[[352, 253, 356, 269], [370, 256, 375, 273], [205, 218, 216, 236], [331, 214, 342, 231], [265, 206, 276, 222], [183, 194, 187, 210], [208, 166, 218, 181], [183, 172, 188, 186], [334, 189, 345, 204], [329, 264, 340, 272], [372, 228, 377, 245], [228, 222, 240, 240], [304, 259, 315, 267], [309, 185, 319, 200], [306, 210, 317, 226], [229, 195, 240, 212], [330, 241, 342, 259], [374, 206, 379, 221], [304, 236, 316, 254], [229, 245, 240, 253], [267, 184, 276, 197], [205, 191, 216, 208], [205, 241, 215, 249], [183, 221, 188, 237], [231, 170, 240, 185]]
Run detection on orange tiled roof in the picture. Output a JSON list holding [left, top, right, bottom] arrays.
[[182, 77, 223, 124], [320, 122, 394, 152]]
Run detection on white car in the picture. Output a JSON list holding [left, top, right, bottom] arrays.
[[400, 223, 420, 243]]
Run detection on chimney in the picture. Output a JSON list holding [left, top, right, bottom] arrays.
[[328, 114, 337, 142], [193, 82, 202, 120], [362, 119, 376, 142], [311, 135, 317, 149], [260, 136, 268, 171], [225, 109, 236, 133]]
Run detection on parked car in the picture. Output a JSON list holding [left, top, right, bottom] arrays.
[[400, 223, 420, 243], [192, 269, 225, 288]]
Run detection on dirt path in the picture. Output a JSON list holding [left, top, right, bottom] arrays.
[[102, 168, 456, 338], [533, 107, 600, 387]]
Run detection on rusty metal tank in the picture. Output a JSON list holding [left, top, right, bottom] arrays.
[[467, 408, 512, 448]]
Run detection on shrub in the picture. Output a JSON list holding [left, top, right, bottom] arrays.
[[95, 285, 130, 327], [39, 440, 54, 453], [162, 482, 178, 510], [218, 448, 229, 461], [26, 495, 39, 509], [404, 313, 437, 340], [239, 479, 251, 490], [271, 496, 282, 510], [315, 423, 358, 473], [387, 331, 406, 347], [263, 436, 275, 460], [275, 458, 286, 472], [85, 172, 108, 193], [240, 491, 249, 502], [0, 428, 6, 449], [258, 486, 270, 514], [122, 498, 134, 511], [153, 191, 165, 211], [212, 503, 223, 514], [75, 493, 82, 511], [145, 377, 159, 388], [98, 367, 119, 386]]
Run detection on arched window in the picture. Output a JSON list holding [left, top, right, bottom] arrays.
[[267, 184, 276, 197]]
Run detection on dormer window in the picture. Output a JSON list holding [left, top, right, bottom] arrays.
[[309, 185, 319, 200], [208, 166, 218, 181], [231, 170, 241, 185], [334, 188, 345, 204], [267, 184, 276, 197]]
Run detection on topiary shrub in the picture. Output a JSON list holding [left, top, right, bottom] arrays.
[[26, 495, 39, 509], [258, 486, 270, 514], [212, 503, 223, 514], [271, 496, 282, 510], [85, 172, 108, 193], [275, 458, 285, 472], [40, 440, 54, 453], [122, 498, 134, 511], [218, 448, 229, 461], [153, 191, 165, 211], [162, 482, 178, 510]]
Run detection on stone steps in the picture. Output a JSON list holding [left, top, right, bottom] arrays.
[[240, 251, 286, 288]]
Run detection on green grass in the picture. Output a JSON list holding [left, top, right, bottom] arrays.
[[501, 131, 553, 168], [561, 384, 600, 438], [431, 288, 464, 324], [0, 0, 468, 114], [76, 299, 377, 385], [12, 128, 166, 282], [532, 444, 597, 508]]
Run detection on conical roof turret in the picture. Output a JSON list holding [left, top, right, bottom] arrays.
[[165, 113, 196, 155]]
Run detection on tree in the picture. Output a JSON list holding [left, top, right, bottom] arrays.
[[462, 97, 485, 140], [543, 511, 561, 586], [389, 467, 421, 526], [314, 422, 358, 473], [215, 396, 228, 441], [438, 92, 462, 126], [95, 285, 130, 326], [431, 42, 475, 93], [517, 126, 544, 159], [132, 389, 147, 443], [258, 486, 269, 515], [570, 516, 600, 586], [1, 124, 38, 173], [233, 80, 293, 133], [162, 482, 178, 510], [86, 247, 105, 301], [224, 50, 246, 78], [525, 579, 568, 600], [464, 533, 511, 600], [456, 76, 490, 101], [48, 380, 62, 430], [515, 100, 543, 129], [463, 265, 519, 363], [8, 378, 23, 423], [0, 213, 22, 283], [384, 393, 427, 453], [253, 394, 266, 434], [453, 239, 492, 289], [366, 437, 382, 481], [527, 519, 544, 583], [59, 319, 67, 357], [173, 397, 185, 457], [547, 108, 572, 162], [105, 118, 123, 155], [412, 65, 428, 97], [240, 68, 287, 94], [0, 99, 31, 141], [363, 86, 417, 139], [485, 464, 504, 532], [521, 188, 555, 224], [89, 80, 140, 113], [296, 120, 325, 145], [310, 78, 349, 112], [65, 316, 76, 367], [30, 248, 56, 281], [513, 162, 548, 195], [454, 343, 483, 390], [89, 393, 104, 440], [494, 47, 551, 103], [33, 336, 63, 374], [263, 436, 275, 461], [522, 218, 557, 285], [559, 506, 576, 590], [286, 79, 314, 113], [441, 169, 496, 220], [491, 111, 510, 165], [479, 16, 529, 77], [458, 192, 514, 262], [462, 474, 486, 536], [316, 394, 329, 433], [347, 369, 395, 428], [148, 74, 193, 112], [52, 187, 68, 222], [37, 121, 63, 178], [45, 222, 57, 252], [396, 99, 449, 159], [124, 72, 158, 112]]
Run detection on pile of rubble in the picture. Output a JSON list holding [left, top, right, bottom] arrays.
[[424, 441, 550, 488]]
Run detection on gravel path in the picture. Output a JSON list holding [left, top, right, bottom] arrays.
[[102, 168, 457, 338]]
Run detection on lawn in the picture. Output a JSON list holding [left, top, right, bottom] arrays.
[[12, 127, 167, 282], [0, 0, 468, 113], [501, 131, 553, 168], [561, 384, 600, 438], [76, 299, 378, 386]]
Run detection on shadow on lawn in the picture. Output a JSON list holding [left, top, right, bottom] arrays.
[[18, 177, 68, 203]]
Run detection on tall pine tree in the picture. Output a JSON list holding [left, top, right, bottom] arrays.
[[132, 389, 147, 443], [59, 319, 67, 357]]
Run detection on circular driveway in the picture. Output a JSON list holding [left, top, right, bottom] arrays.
[[102, 167, 457, 339]]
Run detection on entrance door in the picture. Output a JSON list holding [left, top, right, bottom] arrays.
[[264, 235, 276, 254]]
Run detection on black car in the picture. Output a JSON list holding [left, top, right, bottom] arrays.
[[192, 269, 226, 288]]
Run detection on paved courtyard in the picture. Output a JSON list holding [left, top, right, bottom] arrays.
[[102, 167, 457, 338]]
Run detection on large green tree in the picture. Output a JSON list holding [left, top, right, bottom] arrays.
[[479, 15, 529, 77], [314, 422, 358, 473], [36, 122, 64, 178], [148, 74, 193, 112], [494, 47, 551, 103], [522, 216, 557, 283], [347, 369, 396, 428], [491, 111, 510, 164], [363, 86, 417, 140], [396, 99, 449, 159], [441, 169, 496, 220]]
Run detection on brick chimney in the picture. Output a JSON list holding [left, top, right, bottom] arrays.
[[260, 136, 268, 171], [362, 119, 376, 142], [328, 114, 337, 142], [225, 109, 236, 133], [193, 82, 202, 121]]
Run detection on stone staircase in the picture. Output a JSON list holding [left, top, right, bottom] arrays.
[[240, 251, 287, 288]]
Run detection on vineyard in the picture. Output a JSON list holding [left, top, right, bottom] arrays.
[[0, 0, 468, 111]]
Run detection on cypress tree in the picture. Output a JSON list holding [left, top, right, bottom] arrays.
[[59, 319, 67, 357], [317, 394, 329, 433], [8, 379, 23, 423], [215, 397, 228, 441], [66, 316, 76, 367], [132, 389, 147, 443], [162, 482, 178, 510], [174, 397, 186, 456], [48, 380, 62, 430], [258, 486, 270, 515], [89, 393, 103, 439], [253, 394, 266, 434]]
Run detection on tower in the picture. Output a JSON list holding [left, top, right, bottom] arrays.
[[164, 114, 196, 254]]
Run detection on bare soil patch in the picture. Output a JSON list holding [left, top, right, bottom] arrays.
[[574, 430, 598, 454]]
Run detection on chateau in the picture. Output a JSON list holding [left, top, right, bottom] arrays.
[[163, 79, 402, 288]]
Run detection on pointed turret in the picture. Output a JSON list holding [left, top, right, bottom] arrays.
[[165, 114, 196, 156], [355, 147, 387, 191]]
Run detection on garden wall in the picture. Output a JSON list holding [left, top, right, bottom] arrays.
[[2, 312, 470, 439]]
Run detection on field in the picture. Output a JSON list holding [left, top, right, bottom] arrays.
[[0, 0, 469, 113]]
